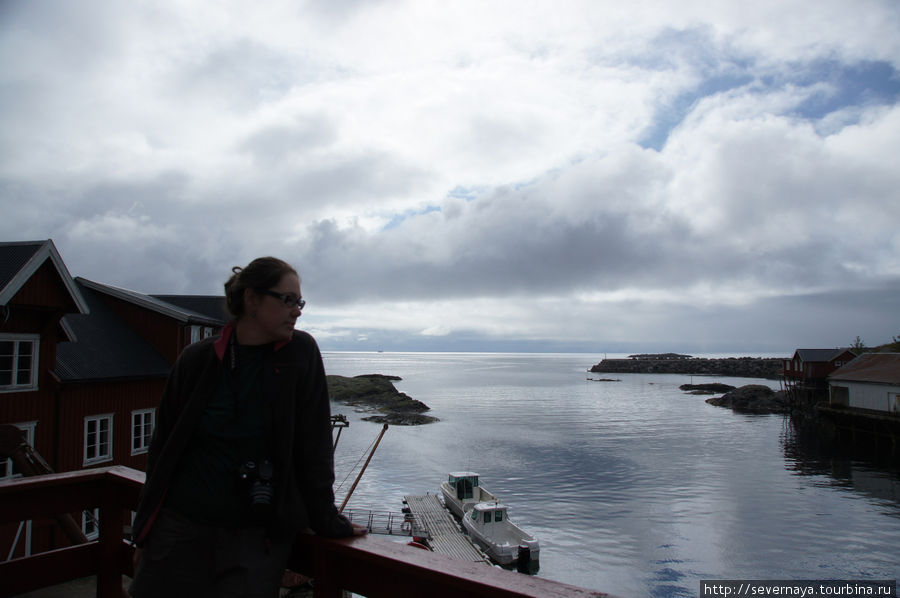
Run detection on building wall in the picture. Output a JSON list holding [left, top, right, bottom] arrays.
[[835, 381, 900, 412], [1, 377, 163, 559], [3, 380, 165, 473], [55, 378, 165, 473], [9, 261, 76, 311], [1, 309, 63, 475], [831, 385, 849, 407]]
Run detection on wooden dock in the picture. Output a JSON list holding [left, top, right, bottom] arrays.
[[343, 508, 429, 538], [403, 494, 491, 565]]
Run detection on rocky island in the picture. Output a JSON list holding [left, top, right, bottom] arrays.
[[326, 374, 439, 425], [591, 354, 785, 379]]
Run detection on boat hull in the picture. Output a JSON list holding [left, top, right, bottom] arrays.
[[462, 513, 540, 567]]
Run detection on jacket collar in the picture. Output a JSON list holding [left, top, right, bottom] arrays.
[[213, 323, 233, 361], [213, 322, 290, 361]]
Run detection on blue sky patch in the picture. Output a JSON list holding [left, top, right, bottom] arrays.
[[641, 59, 899, 150], [382, 204, 441, 230], [789, 59, 900, 120], [640, 72, 754, 150]]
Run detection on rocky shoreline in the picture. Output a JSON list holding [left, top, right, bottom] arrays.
[[679, 383, 791, 414], [590, 356, 784, 379], [704, 385, 790, 413], [326, 374, 439, 425], [590, 354, 792, 414]]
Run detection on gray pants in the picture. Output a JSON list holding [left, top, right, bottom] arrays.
[[129, 509, 293, 598]]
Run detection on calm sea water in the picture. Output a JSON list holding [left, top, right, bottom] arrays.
[[321, 352, 900, 597]]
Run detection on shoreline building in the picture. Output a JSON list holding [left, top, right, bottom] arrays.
[[1, 239, 224, 558]]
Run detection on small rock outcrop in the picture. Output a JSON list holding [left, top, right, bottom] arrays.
[[680, 383, 736, 395], [705, 384, 790, 414], [327, 374, 439, 425]]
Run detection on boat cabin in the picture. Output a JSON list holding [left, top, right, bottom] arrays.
[[447, 471, 481, 500], [469, 501, 507, 525]]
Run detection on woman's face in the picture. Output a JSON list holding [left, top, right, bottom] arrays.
[[243, 272, 302, 344]]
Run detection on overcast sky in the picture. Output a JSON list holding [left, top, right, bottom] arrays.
[[2, 1, 898, 354]]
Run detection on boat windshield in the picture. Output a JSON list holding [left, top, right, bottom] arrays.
[[455, 477, 474, 499]]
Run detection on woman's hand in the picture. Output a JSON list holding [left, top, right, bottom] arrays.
[[351, 523, 368, 536]]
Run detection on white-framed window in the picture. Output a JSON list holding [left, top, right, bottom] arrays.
[[84, 414, 113, 465], [127, 510, 137, 541], [131, 409, 155, 455], [1, 421, 37, 480], [189, 325, 216, 344], [0, 334, 40, 392], [82, 508, 99, 540]]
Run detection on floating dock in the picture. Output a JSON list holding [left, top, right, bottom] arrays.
[[403, 493, 491, 565]]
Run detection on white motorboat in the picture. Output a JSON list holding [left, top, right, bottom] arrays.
[[461, 501, 540, 571], [440, 472, 498, 519]]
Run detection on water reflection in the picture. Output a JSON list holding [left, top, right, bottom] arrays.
[[782, 417, 900, 510]]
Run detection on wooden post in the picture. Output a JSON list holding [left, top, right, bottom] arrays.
[[339, 424, 388, 513], [96, 491, 126, 598]]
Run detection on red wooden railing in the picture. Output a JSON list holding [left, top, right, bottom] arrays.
[[0, 466, 142, 597], [0, 466, 608, 597]]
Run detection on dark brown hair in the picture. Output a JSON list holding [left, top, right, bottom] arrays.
[[224, 256, 298, 320]]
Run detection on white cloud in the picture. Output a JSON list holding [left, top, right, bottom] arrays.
[[1, 0, 898, 351]]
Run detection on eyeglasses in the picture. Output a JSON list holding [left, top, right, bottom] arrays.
[[259, 289, 306, 310]]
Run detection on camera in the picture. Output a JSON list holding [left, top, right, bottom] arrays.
[[239, 459, 275, 521]]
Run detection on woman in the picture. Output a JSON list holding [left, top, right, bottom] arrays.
[[130, 257, 364, 598]]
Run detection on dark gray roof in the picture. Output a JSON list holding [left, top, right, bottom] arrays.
[[55, 281, 171, 382], [77, 278, 224, 326], [794, 348, 855, 362], [0, 241, 43, 292], [152, 295, 228, 323], [829, 352, 900, 385]]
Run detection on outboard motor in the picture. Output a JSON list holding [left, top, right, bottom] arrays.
[[516, 544, 532, 573]]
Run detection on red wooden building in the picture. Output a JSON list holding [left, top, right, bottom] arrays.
[[782, 348, 858, 387], [781, 347, 858, 409], [1, 239, 225, 558]]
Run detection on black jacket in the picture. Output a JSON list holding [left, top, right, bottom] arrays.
[[132, 324, 352, 545]]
